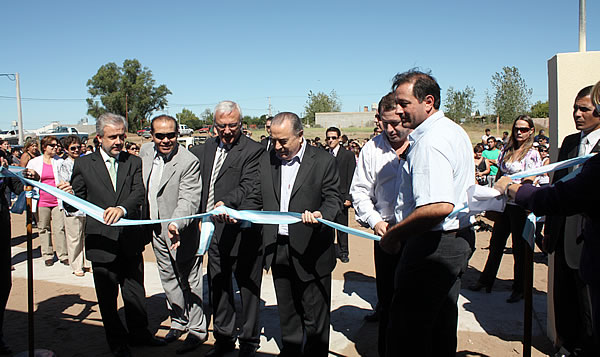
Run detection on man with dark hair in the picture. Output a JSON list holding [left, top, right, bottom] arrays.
[[502, 131, 509, 145], [325, 127, 355, 263], [482, 136, 500, 186], [253, 112, 341, 356], [191, 101, 264, 357], [380, 69, 474, 357], [141, 115, 207, 354], [351, 92, 412, 356], [481, 128, 491, 144], [260, 117, 273, 151], [544, 85, 600, 356], [534, 129, 550, 144]]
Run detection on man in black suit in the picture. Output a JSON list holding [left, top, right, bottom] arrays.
[[260, 117, 273, 151], [67, 113, 164, 357], [544, 85, 600, 356], [253, 112, 341, 357], [190, 101, 264, 357], [324, 127, 355, 263]]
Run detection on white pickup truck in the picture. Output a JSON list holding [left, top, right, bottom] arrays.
[[38, 126, 89, 143]]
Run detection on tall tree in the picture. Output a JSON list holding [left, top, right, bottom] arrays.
[[444, 86, 475, 121], [200, 108, 214, 124], [176, 108, 203, 130], [529, 100, 549, 118], [86, 59, 172, 132], [490, 66, 532, 123], [303, 90, 342, 125]]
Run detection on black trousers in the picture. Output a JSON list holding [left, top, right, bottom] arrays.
[[0, 209, 11, 344], [272, 236, 331, 357], [479, 204, 527, 293], [208, 243, 263, 348], [373, 241, 401, 357], [334, 208, 349, 255], [387, 228, 473, 357], [91, 252, 148, 348]]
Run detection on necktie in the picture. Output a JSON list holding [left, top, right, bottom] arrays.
[[107, 156, 117, 190], [149, 155, 164, 220], [207, 147, 226, 211]]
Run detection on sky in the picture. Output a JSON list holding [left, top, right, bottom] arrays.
[[1, 0, 599, 130]]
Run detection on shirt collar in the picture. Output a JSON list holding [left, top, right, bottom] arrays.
[[331, 144, 341, 157], [408, 110, 445, 146], [153, 144, 177, 162], [582, 127, 600, 146], [99, 147, 119, 162], [282, 137, 307, 165]]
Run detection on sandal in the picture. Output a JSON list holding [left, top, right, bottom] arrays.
[[73, 271, 85, 277]]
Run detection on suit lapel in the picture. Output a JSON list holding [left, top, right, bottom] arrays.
[[159, 159, 176, 192], [142, 148, 153, 188], [290, 145, 315, 198], [216, 139, 243, 181], [91, 151, 116, 196], [115, 153, 130, 199], [270, 150, 281, 203], [591, 137, 600, 153]]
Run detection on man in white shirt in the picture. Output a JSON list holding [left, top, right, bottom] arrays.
[[350, 92, 411, 357], [380, 70, 475, 357]]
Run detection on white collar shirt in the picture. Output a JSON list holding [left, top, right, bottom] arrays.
[[350, 134, 408, 229], [330, 144, 341, 157], [278, 138, 307, 236], [403, 110, 475, 231], [580, 128, 600, 156], [98, 148, 127, 216]]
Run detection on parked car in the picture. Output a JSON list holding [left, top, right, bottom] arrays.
[[178, 124, 193, 136], [0, 129, 38, 144], [137, 127, 151, 136], [38, 126, 89, 143], [195, 126, 211, 134]]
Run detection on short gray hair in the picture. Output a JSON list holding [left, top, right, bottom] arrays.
[[96, 113, 127, 137], [214, 100, 242, 123], [272, 112, 303, 135]]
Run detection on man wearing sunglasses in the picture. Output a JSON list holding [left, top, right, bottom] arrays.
[[544, 85, 600, 356], [190, 101, 264, 357]]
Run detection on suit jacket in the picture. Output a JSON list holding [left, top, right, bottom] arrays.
[[260, 136, 272, 150], [334, 146, 356, 204], [70, 150, 145, 263], [140, 143, 202, 260], [545, 133, 600, 254], [190, 134, 264, 256], [257, 144, 342, 282]]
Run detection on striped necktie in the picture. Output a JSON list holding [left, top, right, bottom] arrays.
[[207, 146, 226, 211]]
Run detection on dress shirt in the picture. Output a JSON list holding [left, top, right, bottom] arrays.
[[278, 138, 307, 236], [405, 111, 475, 231], [99, 148, 127, 216], [580, 128, 600, 156], [330, 144, 341, 157], [350, 134, 407, 229]]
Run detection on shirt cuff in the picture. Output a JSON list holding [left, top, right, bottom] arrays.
[[169, 221, 179, 230], [117, 206, 127, 217], [367, 213, 384, 230]]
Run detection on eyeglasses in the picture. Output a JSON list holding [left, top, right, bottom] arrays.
[[46, 143, 58, 148], [215, 122, 240, 129], [130, 147, 139, 151], [68, 145, 81, 151], [154, 132, 177, 140], [514, 127, 531, 133], [326, 136, 338, 140]]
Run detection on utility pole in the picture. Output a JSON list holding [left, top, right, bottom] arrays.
[[579, 0, 586, 52], [268, 97, 272, 117], [16, 73, 24, 145]]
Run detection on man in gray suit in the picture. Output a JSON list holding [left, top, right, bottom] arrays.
[[141, 115, 207, 354]]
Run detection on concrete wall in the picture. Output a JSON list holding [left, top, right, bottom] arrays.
[[315, 112, 376, 128]]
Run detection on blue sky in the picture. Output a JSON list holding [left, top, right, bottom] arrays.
[[1, 0, 598, 130]]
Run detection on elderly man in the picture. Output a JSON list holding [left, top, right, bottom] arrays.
[[350, 92, 411, 357], [380, 70, 475, 357], [66, 113, 164, 357], [190, 101, 264, 357], [140, 115, 207, 354], [252, 112, 341, 357]]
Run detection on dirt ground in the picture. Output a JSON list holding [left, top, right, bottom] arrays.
[[5, 209, 553, 356]]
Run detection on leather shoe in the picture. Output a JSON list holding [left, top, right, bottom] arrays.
[[339, 253, 349, 263], [129, 333, 167, 347], [61, 259, 69, 266], [44, 259, 54, 267], [506, 291, 524, 303], [468, 281, 492, 293], [111, 344, 132, 357], [164, 328, 184, 343], [176, 334, 205, 354], [206, 341, 236, 357]]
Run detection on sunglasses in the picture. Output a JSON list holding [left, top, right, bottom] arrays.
[[46, 143, 58, 148], [154, 132, 177, 140], [68, 145, 81, 151], [326, 136, 338, 140], [514, 127, 531, 133]]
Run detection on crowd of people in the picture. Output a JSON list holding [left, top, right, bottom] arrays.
[[1, 74, 599, 357]]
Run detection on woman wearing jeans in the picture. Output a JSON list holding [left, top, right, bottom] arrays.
[[469, 115, 542, 303], [27, 135, 67, 267]]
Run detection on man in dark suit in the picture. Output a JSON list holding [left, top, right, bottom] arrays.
[[324, 127, 355, 263], [190, 101, 264, 357], [259, 117, 273, 151], [544, 85, 600, 355], [254, 112, 341, 357], [67, 113, 164, 357]]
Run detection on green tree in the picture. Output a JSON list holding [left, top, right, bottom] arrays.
[[444, 86, 475, 121], [176, 108, 203, 130], [200, 108, 214, 124], [303, 90, 342, 125], [490, 66, 532, 123], [529, 100, 549, 118], [86, 59, 172, 132]]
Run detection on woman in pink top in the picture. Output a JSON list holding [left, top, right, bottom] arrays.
[[26, 136, 67, 267]]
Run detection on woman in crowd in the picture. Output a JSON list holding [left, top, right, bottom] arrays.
[[19, 139, 39, 168], [26, 136, 68, 267], [469, 115, 542, 303], [474, 144, 491, 185], [58, 135, 90, 276], [125, 141, 140, 156]]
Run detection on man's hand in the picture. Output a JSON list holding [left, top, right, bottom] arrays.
[[343, 200, 352, 208], [103, 207, 124, 225], [19, 167, 40, 181], [373, 221, 389, 237], [301, 210, 322, 224], [379, 230, 402, 255], [168, 223, 180, 250], [57, 181, 73, 194], [211, 201, 237, 224]]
